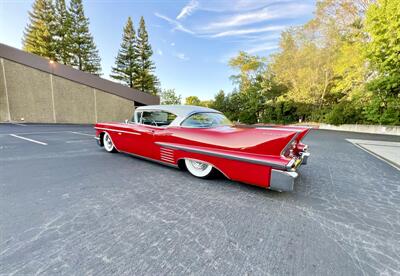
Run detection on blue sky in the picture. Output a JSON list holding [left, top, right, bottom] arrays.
[[0, 0, 315, 100]]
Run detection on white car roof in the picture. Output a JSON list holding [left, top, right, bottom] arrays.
[[135, 105, 221, 126], [136, 105, 219, 116]]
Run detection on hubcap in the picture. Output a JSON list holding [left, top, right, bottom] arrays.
[[104, 133, 113, 151], [191, 160, 209, 171], [185, 159, 213, 178]]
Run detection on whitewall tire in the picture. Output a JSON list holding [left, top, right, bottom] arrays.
[[103, 132, 116, 153], [185, 159, 213, 178]]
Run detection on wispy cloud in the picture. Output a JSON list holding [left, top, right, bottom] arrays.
[[211, 25, 287, 38], [176, 0, 199, 20], [175, 52, 189, 61], [155, 12, 194, 34], [170, 42, 175, 46], [246, 44, 279, 54], [202, 3, 312, 31], [157, 49, 163, 56]]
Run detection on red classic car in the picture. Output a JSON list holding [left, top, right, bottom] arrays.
[[94, 105, 310, 192]]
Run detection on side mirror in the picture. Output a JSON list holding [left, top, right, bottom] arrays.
[[125, 119, 128, 124]]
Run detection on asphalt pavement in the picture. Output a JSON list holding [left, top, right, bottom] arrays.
[[0, 123, 399, 275]]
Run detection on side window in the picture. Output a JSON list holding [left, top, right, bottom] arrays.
[[139, 111, 177, 126], [134, 112, 142, 123]]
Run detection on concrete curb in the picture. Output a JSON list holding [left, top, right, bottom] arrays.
[[319, 123, 400, 136]]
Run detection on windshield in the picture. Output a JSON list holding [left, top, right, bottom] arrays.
[[181, 112, 233, 128]]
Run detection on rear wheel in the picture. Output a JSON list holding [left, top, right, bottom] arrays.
[[103, 132, 116, 153], [185, 159, 213, 178]]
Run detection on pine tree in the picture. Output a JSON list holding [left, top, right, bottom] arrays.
[[68, 0, 101, 75], [54, 0, 71, 64], [23, 0, 57, 60], [110, 17, 138, 87], [133, 16, 159, 95]]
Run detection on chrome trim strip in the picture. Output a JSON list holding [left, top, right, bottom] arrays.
[[286, 158, 296, 168], [155, 142, 287, 170], [120, 151, 178, 168], [161, 157, 174, 161], [161, 151, 174, 155], [161, 158, 175, 163], [160, 149, 174, 153], [161, 154, 174, 159], [95, 127, 141, 135], [161, 155, 174, 159], [269, 169, 298, 192], [256, 127, 303, 132]]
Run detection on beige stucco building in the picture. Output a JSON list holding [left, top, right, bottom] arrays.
[[0, 43, 159, 124]]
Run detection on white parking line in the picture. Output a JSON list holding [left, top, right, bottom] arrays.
[[9, 134, 48, 146], [70, 131, 93, 137], [0, 131, 65, 137], [12, 123, 27, 126]]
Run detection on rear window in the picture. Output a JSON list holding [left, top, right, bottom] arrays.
[[181, 112, 232, 128]]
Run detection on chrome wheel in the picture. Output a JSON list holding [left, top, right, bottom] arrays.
[[103, 132, 115, 152], [185, 159, 213, 178]]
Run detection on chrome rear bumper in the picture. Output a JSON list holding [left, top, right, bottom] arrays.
[[269, 170, 298, 192], [270, 150, 310, 192], [300, 151, 310, 165]]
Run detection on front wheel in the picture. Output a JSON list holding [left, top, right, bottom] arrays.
[[103, 132, 116, 153], [185, 159, 213, 178]]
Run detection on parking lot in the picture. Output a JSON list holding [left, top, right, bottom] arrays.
[[0, 124, 399, 275]]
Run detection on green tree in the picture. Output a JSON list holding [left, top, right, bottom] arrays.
[[23, 0, 57, 60], [68, 0, 101, 75], [134, 16, 158, 95], [229, 51, 265, 91], [185, 96, 201, 106], [160, 89, 181, 105], [54, 0, 71, 64], [110, 17, 138, 87], [210, 90, 226, 112], [366, 0, 400, 97]]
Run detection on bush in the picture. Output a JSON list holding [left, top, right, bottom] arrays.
[[324, 100, 364, 125], [363, 95, 400, 125]]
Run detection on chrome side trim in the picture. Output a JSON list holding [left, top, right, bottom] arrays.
[[160, 147, 175, 163], [155, 142, 287, 170], [256, 127, 303, 132], [269, 169, 298, 192], [120, 150, 179, 168], [95, 127, 141, 135]]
